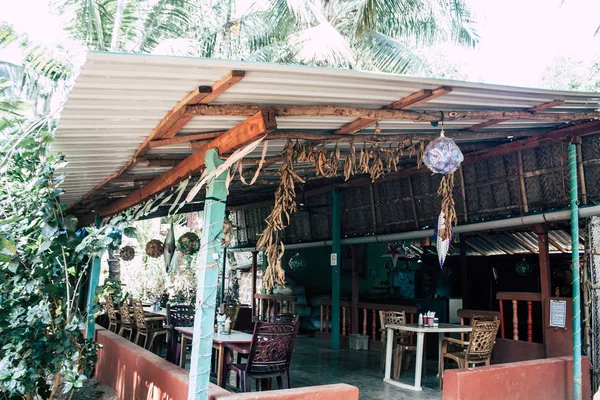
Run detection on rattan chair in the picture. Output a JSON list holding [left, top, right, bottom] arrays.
[[439, 318, 501, 389], [117, 302, 134, 340], [379, 311, 418, 380], [133, 300, 168, 353], [105, 295, 120, 333]]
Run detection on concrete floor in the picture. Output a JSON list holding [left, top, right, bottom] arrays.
[[220, 336, 442, 400]]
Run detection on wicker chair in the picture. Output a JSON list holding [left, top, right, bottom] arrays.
[[166, 304, 195, 364], [379, 311, 418, 380], [133, 300, 167, 353], [439, 318, 501, 389], [104, 295, 120, 333], [117, 302, 134, 340], [225, 321, 299, 392]]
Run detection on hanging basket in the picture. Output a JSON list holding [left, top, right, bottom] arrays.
[[423, 132, 464, 175], [119, 245, 135, 261], [178, 232, 200, 255], [146, 239, 164, 258]]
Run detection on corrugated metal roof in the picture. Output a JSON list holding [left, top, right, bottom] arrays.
[[53, 51, 600, 206]]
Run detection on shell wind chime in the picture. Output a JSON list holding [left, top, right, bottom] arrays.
[[423, 121, 464, 268]]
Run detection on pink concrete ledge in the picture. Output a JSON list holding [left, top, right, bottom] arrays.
[[442, 355, 591, 400], [94, 326, 358, 400]]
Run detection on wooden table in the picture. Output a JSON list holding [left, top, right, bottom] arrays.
[[176, 327, 253, 387], [384, 323, 472, 392]]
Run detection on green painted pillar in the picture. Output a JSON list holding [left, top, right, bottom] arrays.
[[188, 149, 228, 400], [569, 143, 582, 400], [85, 257, 101, 340], [331, 189, 341, 350]]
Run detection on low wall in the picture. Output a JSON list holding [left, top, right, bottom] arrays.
[[94, 326, 359, 400], [442, 355, 591, 400], [492, 338, 546, 364]]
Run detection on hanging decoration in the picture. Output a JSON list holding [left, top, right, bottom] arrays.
[[146, 239, 164, 258], [515, 257, 533, 276], [163, 223, 176, 272], [119, 245, 135, 261], [257, 140, 304, 292], [178, 232, 200, 255], [382, 244, 402, 269], [288, 252, 307, 271], [424, 119, 464, 268]]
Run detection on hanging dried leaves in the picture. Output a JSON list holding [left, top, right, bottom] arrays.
[[343, 142, 356, 181], [257, 140, 305, 292], [437, 172, 457, 241]]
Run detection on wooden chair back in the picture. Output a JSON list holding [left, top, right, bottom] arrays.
[[246, 321, 299, 375], [379, 310, 409, 342], [105, 295, 118, 321], [458, 309, 500, 340], [132, 299, 148, 332], [274, 313, 298, 323], [465, 319, 501, 362], [118, 302, 132, 326]]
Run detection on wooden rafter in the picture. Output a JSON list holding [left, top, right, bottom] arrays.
[[148, 131, 225, 149], [97, 109, 277, 217], [186, 104, 600, 122], [335, 86, 452, 134], [466, 99, 565, 131]]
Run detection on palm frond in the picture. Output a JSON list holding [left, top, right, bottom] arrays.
[[356, 31, 427, 75], [289, 23, 356, 68], [135, 0, 191, 53]]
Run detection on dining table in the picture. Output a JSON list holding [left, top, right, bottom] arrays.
[[383, 322, 472, 392], [176, 326, 253, 387], [143, 306, 167, 317]]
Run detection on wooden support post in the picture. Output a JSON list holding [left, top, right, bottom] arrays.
[[527, 301, 533, 342], [363, 309, 367, 336], [372, 310, 376, 341], [188, 149, 228, 400], [575, 138, 587, 205], [512, 300, 519, 341], [459, 167, 468, 221], [499, 300, 505, 339], [331, 189, 341, 350], [351, 244, 360, 335], [460, 239, 469, 309], [408, 176, 419, 229], [342, 307, 346, 336], [536, 224, 550, 345], [85, 258, 101, 340], [517, 151, 529, 213], [250, 251, 258, 319], [326, 306, 330, 334]]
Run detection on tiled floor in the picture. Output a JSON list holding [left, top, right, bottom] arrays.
[[220, 336, 443, 400]]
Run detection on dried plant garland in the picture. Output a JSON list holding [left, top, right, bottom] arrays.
[[437, 173, 457, 241], [343, 142, 356, 181], [257, 140, 305, 292]]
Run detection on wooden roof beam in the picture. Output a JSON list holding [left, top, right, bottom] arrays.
[[187, 104, 600, 122], [97, 109, 277, 217], [148, 131, 225, 149], [335, 86, 452, 134], [466, 99, 565, 131]]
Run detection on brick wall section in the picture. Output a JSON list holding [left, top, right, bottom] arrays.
[[94, 326, 358, 400], [443, 356, 591, 400]]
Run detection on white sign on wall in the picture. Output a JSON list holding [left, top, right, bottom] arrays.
[[330, 253, 338, 266], [549, 299, 567, 328]]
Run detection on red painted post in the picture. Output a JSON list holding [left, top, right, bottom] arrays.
[[527, 301, 533, 342], [362, 309, 367, 336], [326, 306, 330, 334], [499, 300, 505, 339], [372, 310, 376, 341], [342, 306, 346, 336], [512, 300, 519, 341]]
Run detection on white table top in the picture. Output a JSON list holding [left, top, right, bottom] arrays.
[[175, 327, 253, 344], [386, 323, 472, 333], [143, 306, 167, 317]]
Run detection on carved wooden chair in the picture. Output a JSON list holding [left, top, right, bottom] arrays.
[[225, 321, 299, 392], [117, 302, 134, 340], [104, 295, 120, 333], [133, 300, 167, 353], [440, 318, 501, 389], [166, 304, 195, 364], [379, 310, 418, 379]]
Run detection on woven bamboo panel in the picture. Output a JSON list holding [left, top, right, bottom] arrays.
[[582, 135, 600, 201], [341, 185, 374, 236], [284, 210, 311, 243], [308, 193, 332, 241], [522, 143, 569, 211], [373, 178, 416, 234]]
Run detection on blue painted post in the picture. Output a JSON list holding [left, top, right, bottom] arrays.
[[331, 190, 341, 350], [569, 143, 582, 400], [188, 149, 228, 400], [85, 257, 101, 340]]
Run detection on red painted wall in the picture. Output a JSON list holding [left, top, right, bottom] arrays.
[[94, 326, 358, 400], [443, 356, 591, 400]]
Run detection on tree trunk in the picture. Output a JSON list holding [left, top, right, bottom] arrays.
[[107, 249, 121, 280]]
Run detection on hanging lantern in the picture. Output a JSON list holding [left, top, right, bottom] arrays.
[[178, 232, 200, 255], [516, 257, 533, 276], [119, 245, 135, 261], [146, 239, 164, 258], [288, 252, 307, 271], [424, 126, 464, 269]]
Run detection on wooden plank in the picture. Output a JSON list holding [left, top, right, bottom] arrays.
[[496, 292, 542, 302], [517, 151, 529, 213], [335, 86, 452, 134], [466, 119, 503, 131], [527, 99, 564, 112], [187, 104, 600, 122], [189, 139, 213, 150], [147, 131, 225, 149], [97, 109, 276, 217]]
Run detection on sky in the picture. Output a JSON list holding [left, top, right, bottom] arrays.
[[1, 0, 599, 89]]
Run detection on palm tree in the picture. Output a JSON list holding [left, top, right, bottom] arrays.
[[242, 0, 478, 75]]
